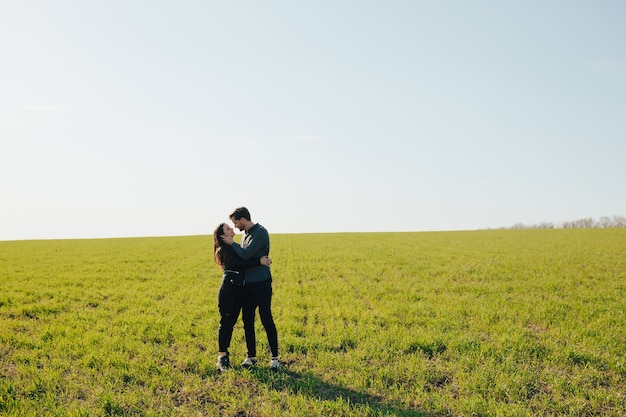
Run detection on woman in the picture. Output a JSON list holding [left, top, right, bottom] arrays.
[[213, 222, 271, 372]]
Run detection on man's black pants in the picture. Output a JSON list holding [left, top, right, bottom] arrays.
[[242, 280, 279, 358]]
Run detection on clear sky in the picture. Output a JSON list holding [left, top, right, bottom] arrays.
[[2, 1, 625, 240]]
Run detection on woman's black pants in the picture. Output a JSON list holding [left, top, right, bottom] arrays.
[[217, 281, 243, 353]]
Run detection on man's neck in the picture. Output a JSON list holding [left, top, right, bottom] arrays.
[[244, 221, 256, 232]]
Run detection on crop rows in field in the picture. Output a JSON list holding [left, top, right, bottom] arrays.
[[1, 229, 624, 416]]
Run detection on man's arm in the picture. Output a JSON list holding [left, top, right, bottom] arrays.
[[222, 227, 269, 260]]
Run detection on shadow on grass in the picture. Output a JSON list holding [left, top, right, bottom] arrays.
[[247, 363, 431, 417]]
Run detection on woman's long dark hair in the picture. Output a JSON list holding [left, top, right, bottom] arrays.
[[213, 223, 234, 268]]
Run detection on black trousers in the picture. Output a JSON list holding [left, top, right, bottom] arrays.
[[217, 281, 244, 353], [242, 280, 279, 358]]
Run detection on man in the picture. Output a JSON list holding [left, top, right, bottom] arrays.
[[221, 207, 280, 371]]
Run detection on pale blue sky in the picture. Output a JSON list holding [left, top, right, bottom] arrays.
[[1, 1, 625, 240]]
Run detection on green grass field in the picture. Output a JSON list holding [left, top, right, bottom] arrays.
[[1, 229, 624, 416]]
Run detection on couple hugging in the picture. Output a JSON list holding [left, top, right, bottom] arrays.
[[212, 207, 279, 372]]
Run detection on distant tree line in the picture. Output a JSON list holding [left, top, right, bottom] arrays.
[[504, 215, 626, 230]]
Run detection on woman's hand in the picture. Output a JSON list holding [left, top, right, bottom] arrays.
[[260, 256, 272, 267]]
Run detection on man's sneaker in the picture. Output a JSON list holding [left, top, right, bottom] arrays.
[[216, 354, 231, 372], [270, 357, 280, 371], [241, 357, 257, 368]]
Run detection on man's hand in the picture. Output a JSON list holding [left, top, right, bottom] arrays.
[[220, 234, 234, 245], [260, 256, 272, 267]]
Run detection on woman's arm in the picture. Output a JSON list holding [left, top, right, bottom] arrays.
[[227, 255, 272, 269]]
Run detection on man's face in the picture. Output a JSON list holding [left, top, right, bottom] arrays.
[[232, 217, 244, 232]]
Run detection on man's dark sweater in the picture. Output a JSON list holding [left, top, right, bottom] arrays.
[[230, 223, 271, 283]]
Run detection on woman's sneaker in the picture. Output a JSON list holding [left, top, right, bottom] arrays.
[[241, 357, 257, 368], [270, 357, 280, 371], [216, 354, 231, 372]]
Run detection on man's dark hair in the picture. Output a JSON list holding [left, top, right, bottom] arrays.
[[230, 207, 251, 221]]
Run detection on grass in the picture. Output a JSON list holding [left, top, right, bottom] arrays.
[[0, 229, 624, 416]]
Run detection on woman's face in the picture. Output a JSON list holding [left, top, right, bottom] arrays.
[[222, 223, 235, 238]]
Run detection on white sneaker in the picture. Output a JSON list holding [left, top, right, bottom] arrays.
[[216, 354, 231, 372], [241, 357, 257, 368], [270, 357, 280, 371]]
